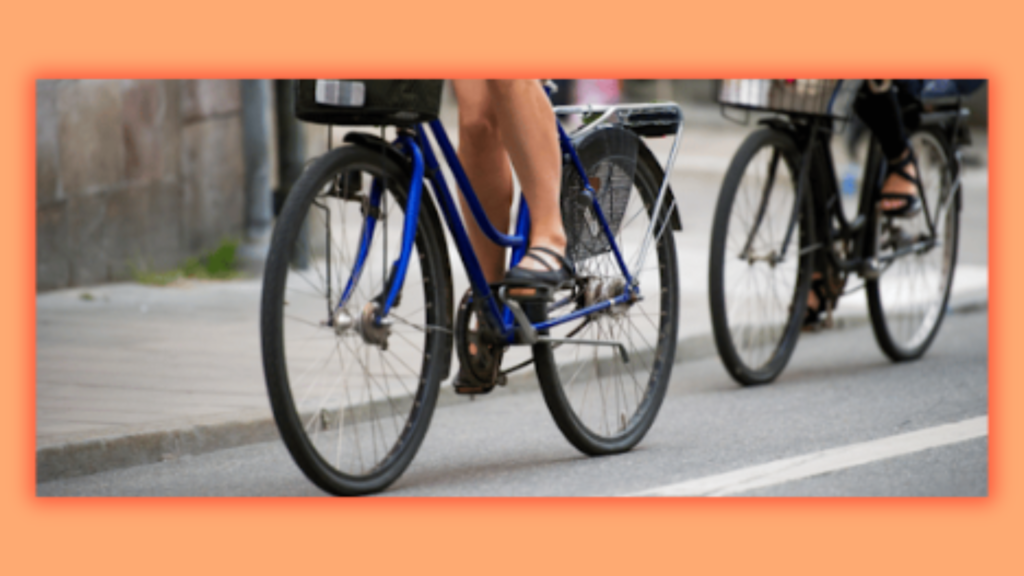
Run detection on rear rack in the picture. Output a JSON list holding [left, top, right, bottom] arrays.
[[555, 102, 683, 137]]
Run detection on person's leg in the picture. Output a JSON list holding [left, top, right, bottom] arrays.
[[855, 83, 918, 211], [446, 80, 568, 391], [485, 80, 567, 271], [452, 80, 514, 284], [809, 82, 919, 324]]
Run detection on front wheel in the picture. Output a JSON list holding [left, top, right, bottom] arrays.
[[261, 144, 451, 496], [866, 127, 959, 361], [533, 127, 680, 455], [709, 128, 814, 386]]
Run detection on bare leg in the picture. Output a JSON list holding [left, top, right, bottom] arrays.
[[452, 79, 567, 282], [448, 80, 568, 387], [452, 80, 514, 284], [855, 84, 919, 211], [486, 80, 566, 271]]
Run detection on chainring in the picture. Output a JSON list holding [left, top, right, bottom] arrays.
[[454, 289, 504, 390]]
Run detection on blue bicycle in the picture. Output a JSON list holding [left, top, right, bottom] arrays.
[[261, 80, 685, 495]]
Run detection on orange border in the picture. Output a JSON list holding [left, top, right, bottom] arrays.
[[3, 1, 1018, 574]]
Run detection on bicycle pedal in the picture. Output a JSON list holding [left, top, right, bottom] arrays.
[[452, 371, 506, 396], [453, 382, 493, 396], [802, 320, 828, 333]]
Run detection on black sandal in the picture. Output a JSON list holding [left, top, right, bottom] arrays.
[[879, 150, 922, 218], [501, 246, 575, 301]]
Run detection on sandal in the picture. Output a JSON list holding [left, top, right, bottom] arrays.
[[501, 246, 575, 301], [879, 150, 922, 218]]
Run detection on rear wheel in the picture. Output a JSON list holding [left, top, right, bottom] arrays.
[[533, 127, 680, 455], [866, 127, 959, 361]]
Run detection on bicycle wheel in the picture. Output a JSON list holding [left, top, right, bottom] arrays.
[[866, 127, 959, 361], [709, 128, 814, 386], [261, 144, 451, 496], [533, 127, 680, 455]]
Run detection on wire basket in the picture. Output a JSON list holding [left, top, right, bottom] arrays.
[[294, 80, 444, 127], [719, 80, 861, 119]]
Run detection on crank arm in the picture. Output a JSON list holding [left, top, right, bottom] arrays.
[[497, 287, 539, 344]]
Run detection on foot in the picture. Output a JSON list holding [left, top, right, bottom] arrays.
[[804, 272, 824, 329], [879, 149, 922, 217], [504, 244, 573, 299]]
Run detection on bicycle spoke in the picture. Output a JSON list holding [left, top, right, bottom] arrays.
[[266, 149, 443, 493]]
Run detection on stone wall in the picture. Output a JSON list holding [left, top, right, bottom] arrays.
[[37, 79, 986, 292], [36, 80, 246, 291]]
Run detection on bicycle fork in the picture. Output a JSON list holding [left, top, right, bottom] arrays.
[[332, 133, 427, 341]]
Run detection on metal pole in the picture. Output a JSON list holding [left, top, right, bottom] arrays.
[[239, 79, 273, 274], [275, 80, 309, 269]]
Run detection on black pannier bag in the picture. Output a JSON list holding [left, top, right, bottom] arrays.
[[294, 80, 444, 127]]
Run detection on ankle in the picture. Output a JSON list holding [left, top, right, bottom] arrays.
[[890, 149, 910, 163], [529, 233, 567, 254]]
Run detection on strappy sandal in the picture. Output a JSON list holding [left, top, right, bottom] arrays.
[[879, 150, 922, 219], [502, 246, 575, 301]]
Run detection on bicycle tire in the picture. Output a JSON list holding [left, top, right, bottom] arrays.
[[533, 128, 680, 455], [709, 127, 814, 386], [866, 127, 960, 362], [261, 144, 451, 496]]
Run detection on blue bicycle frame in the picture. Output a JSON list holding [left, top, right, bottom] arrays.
[[336, 100, 684, 345]]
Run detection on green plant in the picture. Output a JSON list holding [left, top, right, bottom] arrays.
[[200, 240, 238, 278], [131, 239, 241, 286]]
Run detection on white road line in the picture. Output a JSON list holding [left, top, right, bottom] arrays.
[[628, 416, 988, 497]]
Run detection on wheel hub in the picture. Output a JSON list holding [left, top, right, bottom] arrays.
[[334, 302, 391, 349], [582, 277, 630, 316]]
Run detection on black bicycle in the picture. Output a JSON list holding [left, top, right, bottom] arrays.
[[709, 80, 969, 385]]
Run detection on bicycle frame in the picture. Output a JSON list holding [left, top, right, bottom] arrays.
[[743, 111, 961, 282], [336, 102, 685, 345]]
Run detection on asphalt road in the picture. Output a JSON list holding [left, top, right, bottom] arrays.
[[38, 309, 988, 497]]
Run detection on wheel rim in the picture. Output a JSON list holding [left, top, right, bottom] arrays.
[[721, 144, 802, 372], [874, 131, 956, 352], [277, 164, 436, 480], [546, 158, 672, 441]]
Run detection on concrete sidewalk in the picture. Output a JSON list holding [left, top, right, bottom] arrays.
[[36, 105, 990, 482]]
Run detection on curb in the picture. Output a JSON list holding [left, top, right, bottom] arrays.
[[36, 291, 987, 484]]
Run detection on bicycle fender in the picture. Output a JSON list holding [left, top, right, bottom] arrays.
[[344, 132, 413, 171], [637, 140, 683, 232], [757, 117, 797, 136]]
